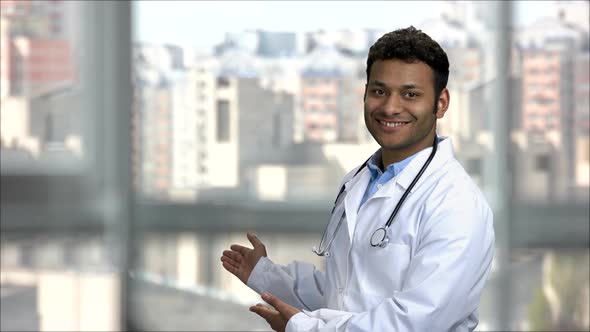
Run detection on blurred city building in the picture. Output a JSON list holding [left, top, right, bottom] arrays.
[[300, 44, 360, 143], [125, 0, 590, 206], [513, 7, 590, 202], [133, 56, 175, 199], [0, 0, 80, 169]]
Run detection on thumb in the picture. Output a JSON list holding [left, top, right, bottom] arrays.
[[247, 232, 265, 250], [262, 292, 299, 320]]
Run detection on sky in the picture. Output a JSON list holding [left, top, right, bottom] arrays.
[[133, 1, 556, 50]]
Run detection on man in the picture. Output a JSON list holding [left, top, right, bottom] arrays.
[[221, 26, 495, 332]]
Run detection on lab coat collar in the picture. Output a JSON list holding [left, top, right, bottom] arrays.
[[396, 136, 454, 192], [343, 163, 371, 193]]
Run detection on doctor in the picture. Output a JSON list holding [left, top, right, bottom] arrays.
[[221, 26, 495, 332]]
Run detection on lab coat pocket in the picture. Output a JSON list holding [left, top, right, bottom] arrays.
[[362, 243, 411, 296]]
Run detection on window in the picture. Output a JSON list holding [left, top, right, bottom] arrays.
[[216, 100, 230, 142], [535, 154, 550, 171], [216, 76, 230, 87], [3, 2, 588, 332], [272, 110, 281, 147], [1, 2, 129, 331], [530, 96, 553, 105]]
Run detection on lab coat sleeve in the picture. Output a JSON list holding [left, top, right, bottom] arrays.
[[246, 164, 364, 312], [247, 256, 326, 311], [284, 189, 495, 332]]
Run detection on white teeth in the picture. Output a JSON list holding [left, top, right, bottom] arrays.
[[381, 121, 407, 127]]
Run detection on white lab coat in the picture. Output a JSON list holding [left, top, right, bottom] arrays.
[[247, 137, 495, 332]]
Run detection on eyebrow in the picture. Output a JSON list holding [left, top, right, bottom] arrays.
[[367, 80, 387, 87], [368, 81, 421, 90]]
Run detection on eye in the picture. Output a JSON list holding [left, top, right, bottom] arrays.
[[404, 91, 419, 98], [373, 89, 386, 96]]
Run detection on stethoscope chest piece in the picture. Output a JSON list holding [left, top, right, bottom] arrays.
[[370, 227, 390, 248]]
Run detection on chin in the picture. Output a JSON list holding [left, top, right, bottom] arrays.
[[381, 143, 409, 151], [376, 138, 407, 150]]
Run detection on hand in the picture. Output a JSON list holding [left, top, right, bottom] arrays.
[[221, 232, 267, 284], [250, 292, 301, 332]]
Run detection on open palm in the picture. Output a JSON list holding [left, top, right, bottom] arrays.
[[221, 232, 268, 284]]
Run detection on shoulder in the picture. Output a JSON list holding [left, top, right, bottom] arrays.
[[433, 158, 487, 202], [421, 158, 493, 233]]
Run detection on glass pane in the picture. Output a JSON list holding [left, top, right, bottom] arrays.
[[1, 2, 130, 331], [130, 1, 589, 331]]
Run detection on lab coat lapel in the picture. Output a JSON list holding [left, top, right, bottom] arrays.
[[372, 137, 455, 199], [343, 167, 371, 243]]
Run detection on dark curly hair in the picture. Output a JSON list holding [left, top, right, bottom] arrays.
[[366, 26, 449, 99]]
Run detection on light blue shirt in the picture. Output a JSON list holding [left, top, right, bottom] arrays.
[[358, 150, 418, 210]]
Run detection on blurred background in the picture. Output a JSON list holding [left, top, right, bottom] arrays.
[[0, 0, 588, 331]]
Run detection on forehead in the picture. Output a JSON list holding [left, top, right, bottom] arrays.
[[368, 59, 434, 89]]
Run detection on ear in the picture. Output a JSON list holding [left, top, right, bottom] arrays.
[[363, 83, 368, 101], [435, 88, 449, 119]]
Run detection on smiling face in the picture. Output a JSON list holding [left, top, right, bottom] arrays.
[[364, 59, 449, 166]]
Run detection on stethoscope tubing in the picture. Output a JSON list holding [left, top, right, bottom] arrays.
[[315, 135, 439, 254], [384, 135, 438, 229], [370, 135, 438, 247]]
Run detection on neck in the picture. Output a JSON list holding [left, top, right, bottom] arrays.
[[381, 134, 437, 168]]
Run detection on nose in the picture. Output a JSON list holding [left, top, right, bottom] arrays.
[[382, 94, 402, 115]]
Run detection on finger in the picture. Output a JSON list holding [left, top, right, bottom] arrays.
[[221, 262, 238, 275], [262, 292, 279, 307], [249, 304, 275, 318], [255, 303, 275, 311], [221, 251, 242, 265], [230, 244, 251, 255], [220, 256, 240, 270], [247, 232, 264, 250], [250, 304, 272, 319], [222, 250, 243, 262], [262, 292, 292, 315]]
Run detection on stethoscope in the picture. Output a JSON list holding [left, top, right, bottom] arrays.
[[312, 136, 438, 256]]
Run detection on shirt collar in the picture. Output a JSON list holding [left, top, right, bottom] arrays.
[[366, 148, 419, 180]]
